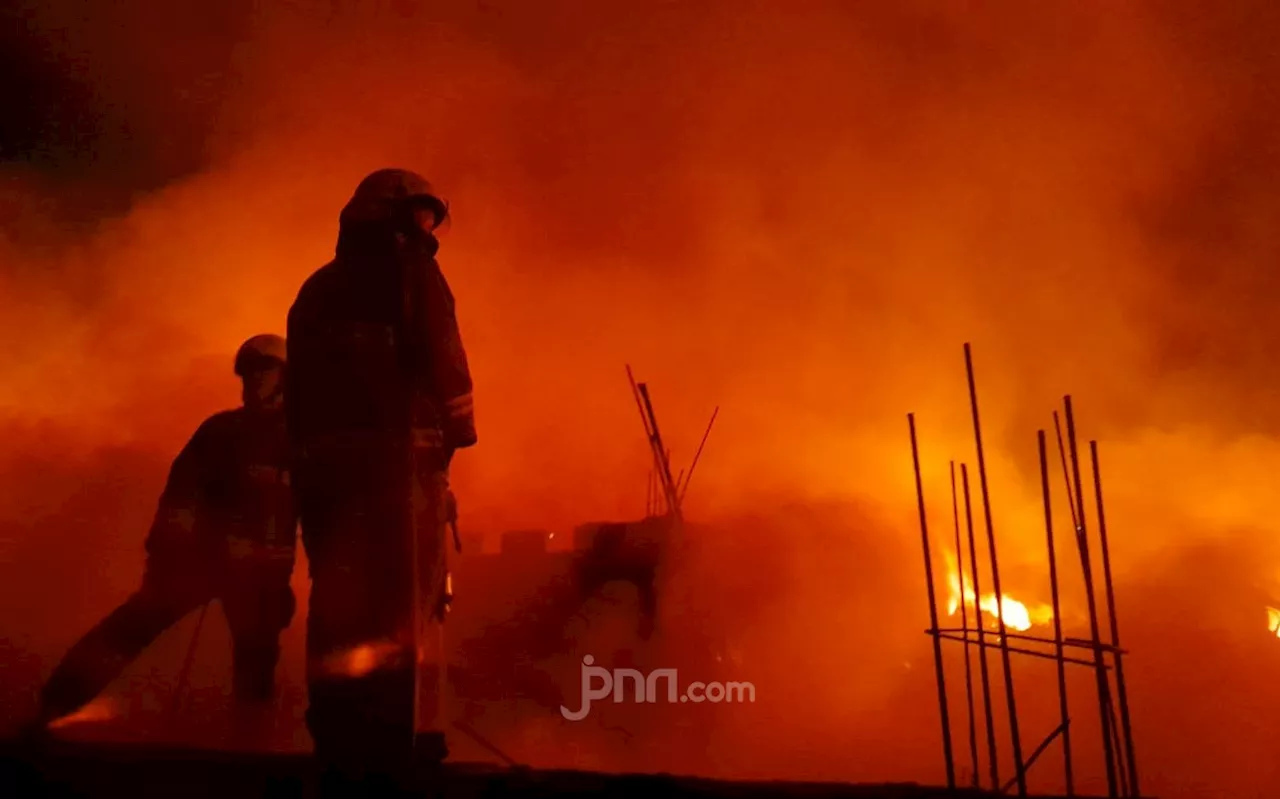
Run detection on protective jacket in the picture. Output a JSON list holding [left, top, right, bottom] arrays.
[[286, 227, 476, 457], [145, 406, 295, 564]]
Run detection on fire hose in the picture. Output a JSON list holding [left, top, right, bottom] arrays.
[[167, 602, 210, 722], [162, 489, 459, 734]]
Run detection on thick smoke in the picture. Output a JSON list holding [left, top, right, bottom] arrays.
[[3, 1, 1280, 796]]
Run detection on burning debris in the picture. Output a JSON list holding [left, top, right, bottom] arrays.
[[422, 368, 723, 732], [943, 560, 1053, 634]]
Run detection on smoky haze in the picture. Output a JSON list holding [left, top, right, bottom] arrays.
[[3, 1, 1280, 796]]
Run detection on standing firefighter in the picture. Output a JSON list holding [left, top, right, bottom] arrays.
[[30, 334, 296, 733], [286, 168, 476, 791]]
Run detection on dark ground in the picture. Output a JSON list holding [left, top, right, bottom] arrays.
[[0, 737, 1089, 799]]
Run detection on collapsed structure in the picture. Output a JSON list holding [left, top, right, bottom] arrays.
[[441, 366, 719, 754]]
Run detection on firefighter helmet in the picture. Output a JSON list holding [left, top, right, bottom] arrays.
[[339, 168, 449, 231], [234, 334, 286, 376]]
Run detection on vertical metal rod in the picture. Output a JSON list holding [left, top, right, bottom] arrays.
[[1091, 440, 1140, 798], [639, 384, 681, 519], [678, 407, 719, 503], [1040, 431, 1075, 796], [626, 365, 655, 440], [1064, 396, 1118, 798], [908, 413, 956, 791], [1107, 696, 1130, 797], [1053, 411, 1079, 530], [963, 463, 1000, 792], [628, 366, 674, 518], [963, 343, 1026, 797], [951, 461, 980, 789]]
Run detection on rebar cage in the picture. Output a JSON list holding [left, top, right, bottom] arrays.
[[908, 344, 1141, 798]]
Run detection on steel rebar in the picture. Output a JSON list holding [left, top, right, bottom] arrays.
[[678, 407, 719, 503], [626, 366, 655, 439], [909, 413, 956, 791], [1002, 722, 1070, 796], [933, 628, 1128, 654], [934, 633, 1109, 669], [952, 461, 981, 788], [1041, 430, 1075, 796], [1091, 440, 1140, 797], [1107, 695, 1130, 797], [962, 463, 1001, 791], [1063, 636, 1128, 653], [964, 343, 1026, 797], [627, 367, 678, 514], [1053, 411, 1079, 530], [639, 383, 681, 518], [627, 366, 672, 516], [1064, 396, 1118, 798]]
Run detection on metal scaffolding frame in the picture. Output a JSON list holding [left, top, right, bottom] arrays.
[[908, 343, 1142, 798], [628, 364, 718, 521]]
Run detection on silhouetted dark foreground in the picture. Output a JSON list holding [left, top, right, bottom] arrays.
[[0, 738, 1094, 799]]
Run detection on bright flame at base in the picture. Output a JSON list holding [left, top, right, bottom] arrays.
[[1266, 607, 1280, 638], [317, 640, 409, 679], [47, 697, 121, 730], [943, 553, 1053, 633]]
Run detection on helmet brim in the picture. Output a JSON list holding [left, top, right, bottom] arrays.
[[406, 194, 449, 230]]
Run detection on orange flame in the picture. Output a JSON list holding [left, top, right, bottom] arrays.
[[943, 552, 1053, 633], [47, 697, 120, 730], [317, 640, 407, 679], [1267, 607, 1280, 638]]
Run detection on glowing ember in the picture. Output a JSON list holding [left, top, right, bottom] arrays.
[[1267, 607, 1280, 638], [47, 697, 120, 730], [317, 640, 407, 679], [944, 554, 1053, 633]]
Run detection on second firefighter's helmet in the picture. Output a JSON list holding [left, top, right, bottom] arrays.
[[339, 168, 449, 231], [234, 334, 286, 377]]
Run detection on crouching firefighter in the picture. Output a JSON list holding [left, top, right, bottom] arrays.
[[286, 168, 477, 791], [30, 335, 297, 733]]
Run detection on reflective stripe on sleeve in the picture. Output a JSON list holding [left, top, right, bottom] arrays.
[[412, 427, 445, 449], [444, 393, 474, 419]]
